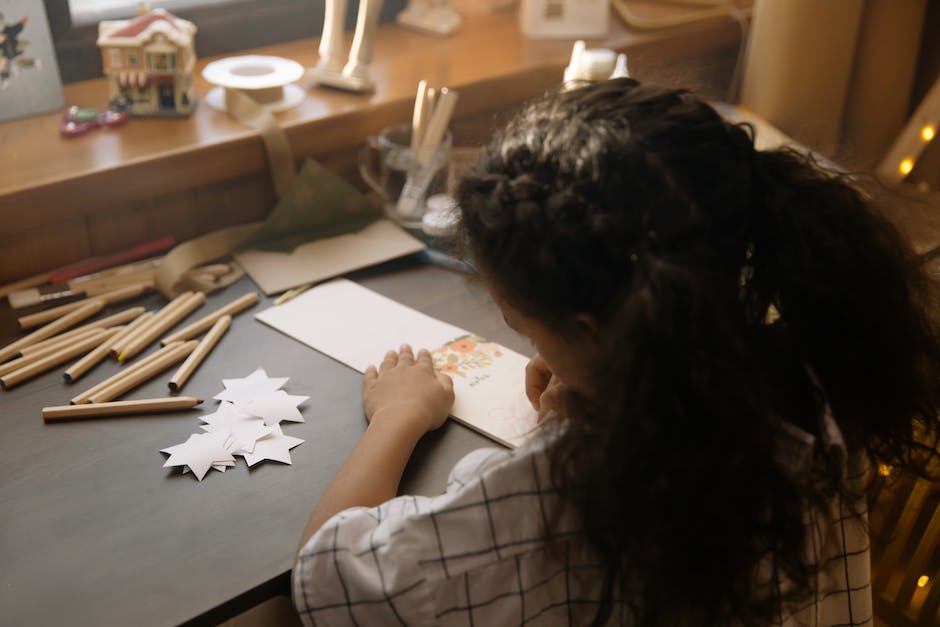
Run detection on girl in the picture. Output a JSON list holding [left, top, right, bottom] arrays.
[[293, 79, 940, 625]]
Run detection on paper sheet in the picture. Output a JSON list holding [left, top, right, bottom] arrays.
[[234, 220, 425, 295], [255, 279, 539, 448]]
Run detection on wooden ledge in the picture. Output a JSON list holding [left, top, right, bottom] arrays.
[[0, 8, 745, 240]]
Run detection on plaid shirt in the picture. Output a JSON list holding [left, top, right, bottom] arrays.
[[293, 417, 871, 626]]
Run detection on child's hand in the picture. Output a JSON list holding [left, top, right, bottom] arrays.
[[363, 344, 454, 434], [525, 353, 569, 419]]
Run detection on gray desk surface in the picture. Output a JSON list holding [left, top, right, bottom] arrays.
[[0, 257, 532, 627]]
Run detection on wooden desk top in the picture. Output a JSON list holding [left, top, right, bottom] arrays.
[[0, 258, 531, 626]]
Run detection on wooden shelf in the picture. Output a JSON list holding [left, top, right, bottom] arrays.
[[0, 7, 745, 280]]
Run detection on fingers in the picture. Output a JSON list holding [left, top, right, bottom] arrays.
[[436, 372, 455, 400], [398, 343, 414, 365], [364, 364, 377, 384], [416, 348, 433, 371], [525, 354, 553, 410], [380, 349, 398, 372]]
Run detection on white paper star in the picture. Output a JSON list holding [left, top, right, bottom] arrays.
[[198, 401, 252, 424], [215, 368, 289, 402], [201, 409, 274, 455], [161, 431, 235, 481], [243, 390, 308, 426], [240, 425, 304, 466]]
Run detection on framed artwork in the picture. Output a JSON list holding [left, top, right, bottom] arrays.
[[0, 0, 64, 122]]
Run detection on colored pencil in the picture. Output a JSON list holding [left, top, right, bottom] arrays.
[[89, 340, 198, 403], [43, 396, 203, 421], [0, 329, 118, 390], [70, 341, 182, 405], [118, 292, 204, 361], [161, 293, 257, 344], [0, 300, 105, 364], [168, 315, 231, 391]]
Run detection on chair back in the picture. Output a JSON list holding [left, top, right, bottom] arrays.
[[870, 469, 940, 626]]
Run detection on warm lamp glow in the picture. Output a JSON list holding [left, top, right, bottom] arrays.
[[899, 158, 915, 176], [877, 464, 892, 477], [922, 125, 936, 142], [918, 575, 930, 588]]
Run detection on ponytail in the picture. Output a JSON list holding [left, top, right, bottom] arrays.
[[747, 149, 940, 466]]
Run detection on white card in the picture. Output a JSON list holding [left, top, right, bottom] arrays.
[[255, 279, 539, 447]]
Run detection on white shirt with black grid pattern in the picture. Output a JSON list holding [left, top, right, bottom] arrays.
[[293, 416, 872, 626]]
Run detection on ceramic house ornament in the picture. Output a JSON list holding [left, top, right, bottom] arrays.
[[97, 6, 197, 116]]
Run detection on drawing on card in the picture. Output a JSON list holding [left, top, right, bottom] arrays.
[[432, 334, 504, 385]]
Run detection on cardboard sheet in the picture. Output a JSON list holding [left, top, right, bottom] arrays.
[[234, 220, 425, 295]]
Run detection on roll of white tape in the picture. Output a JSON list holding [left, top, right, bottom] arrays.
[[202, 55, 306, 113]]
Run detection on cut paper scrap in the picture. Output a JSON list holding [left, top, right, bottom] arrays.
[[241, 424, 305, 466], [234, 219, 425, 295], [161, 431, 236, 481], [255, 279, 539, 448]]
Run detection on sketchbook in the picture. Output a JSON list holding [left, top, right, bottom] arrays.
[[254, 279, 539, 448]]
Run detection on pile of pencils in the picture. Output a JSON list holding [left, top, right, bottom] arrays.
[[0, 280, 258, 422]]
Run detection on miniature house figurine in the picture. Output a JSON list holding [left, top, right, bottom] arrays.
[[97, 7, 197, 116]]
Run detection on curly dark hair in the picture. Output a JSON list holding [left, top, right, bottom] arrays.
[[457, 78, 940, 625]]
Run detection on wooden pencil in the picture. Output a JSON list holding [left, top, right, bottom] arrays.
[[118, 292, 204, 361], [70, 341, 182, 404], [17, 283, 152, 330], [64, 322, 139, 382], [20, 306, 147, 356], [89, 340, 198, 403], [43, 396, 203, 421], [0, 329, 118, 390], [411, 80, 429, 151], [0, 300, 105, 364], [161, 293, 257, 344], [0, 270, 54, 300], [0, 327, 104, 377], [17, 298, 104, 330], [168, 315, 231, 391], [110, 291, 192, 358], [105, 312, 152, 352], [420, 87, 457, 151], [108, 311, 155, 357]]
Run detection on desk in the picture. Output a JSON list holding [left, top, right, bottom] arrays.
[[0, 257, 530, 626]]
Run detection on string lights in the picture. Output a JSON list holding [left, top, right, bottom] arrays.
[[878, 75, 940, 185]]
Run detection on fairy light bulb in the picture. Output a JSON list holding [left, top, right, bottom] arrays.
[[921, 125, 936, 142], [918, 575, 930, 588], [899, 158, 915, 176], [877, 463, 892, 477]]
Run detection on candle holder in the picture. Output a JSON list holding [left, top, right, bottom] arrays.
[[306, 0, 384, 93], [397, 0, 461, 36]]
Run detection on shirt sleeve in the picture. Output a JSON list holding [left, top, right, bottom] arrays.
[[292, 447, 510, 627]]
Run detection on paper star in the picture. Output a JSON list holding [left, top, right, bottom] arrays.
[[240, 425, 304, 466], [243, 390, 308, 426], [200, 407, 274, 455], [161, 431, 235, 481], [215, 368, 289, 403], [198, 401, 253, 425]]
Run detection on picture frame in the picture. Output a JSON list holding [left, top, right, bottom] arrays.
[[0, 0, 64, 122]]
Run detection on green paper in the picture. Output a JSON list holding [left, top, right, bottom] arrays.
[[241, 159, 383, 252]]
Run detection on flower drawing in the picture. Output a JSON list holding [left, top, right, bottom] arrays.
[[432, 334, 505, 378]]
